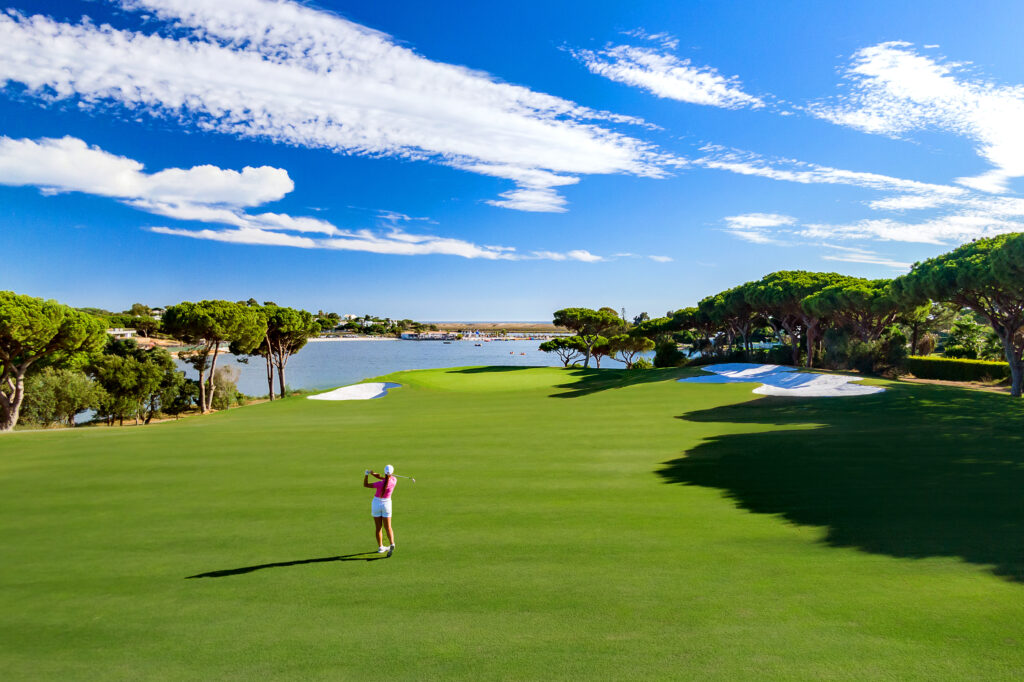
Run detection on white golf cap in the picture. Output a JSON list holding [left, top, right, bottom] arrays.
[[384, 464, 394, 475]]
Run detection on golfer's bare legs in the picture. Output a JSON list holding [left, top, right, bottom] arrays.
[[374, 516, 384, 547], [383, 517, 395, 547]]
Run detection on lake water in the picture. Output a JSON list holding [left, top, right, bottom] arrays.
[[177, 338, 615, 396]]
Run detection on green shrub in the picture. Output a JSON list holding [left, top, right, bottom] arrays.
[[847, 340, 877, 374], [943, 344, 978, 359], [880, 326, 909, 369], [905, 356, 1010, 382], [20, 367, 105, 427], [765, 344, 795, 366], [211, 366, 241, 410], [653, 341, 685, 368], [631, 357, 653, 370], [822, 328, 851, 370]]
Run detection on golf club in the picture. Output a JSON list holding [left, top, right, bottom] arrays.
[[365, 469, 416, 482]]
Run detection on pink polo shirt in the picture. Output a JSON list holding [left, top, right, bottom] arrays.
[[372, 477, 397, 499]]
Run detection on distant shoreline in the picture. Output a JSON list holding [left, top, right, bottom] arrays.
[[306, 336, 399, 342], [432, 322, 563, 333]]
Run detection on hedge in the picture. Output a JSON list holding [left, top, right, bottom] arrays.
[[905, 356, 1010, 382]]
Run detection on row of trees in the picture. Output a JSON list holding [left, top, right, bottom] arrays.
[[543, 308, 655, 369], [160, 300, 320, 412], [0, 293, 326, 432], [77, 303, 163, 337], [548, 233, 1024, 398], [19, 340, 206, 428]]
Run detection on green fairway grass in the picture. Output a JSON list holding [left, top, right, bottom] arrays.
[[2, 366, 1024, 679]]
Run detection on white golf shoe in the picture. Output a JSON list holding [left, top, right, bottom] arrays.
[[377, 545, 387, 553]]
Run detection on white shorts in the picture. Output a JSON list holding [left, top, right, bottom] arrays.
[[371, 497, 393, 518]]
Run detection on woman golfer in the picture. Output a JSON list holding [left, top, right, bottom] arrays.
[[364, 465, 397, 554]]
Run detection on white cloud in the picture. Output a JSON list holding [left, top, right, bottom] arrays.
[[151, 224, 609, 261], [799, 214, 1024, 245], [622, 29, 679, 51], [809, 41, 1024, 193], [648, 255, 673, 263], [723, 213, 796, 229], [0, 135, 292, 207], [486, 187, 569, 213], [2, 134, 611, 262], [721, 212, 796, 245], [867, 194, 957, 211], [571, 44, 763, 109], [0, 2, 672, 212], [565, 249, 603, 262], [696, 145, 967, 198], [817, 244, 911, 270], [150, 226, 319, 248], [721, 202, 1024, 253]]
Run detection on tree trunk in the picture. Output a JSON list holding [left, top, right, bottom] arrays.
[[196, 344, 210, 415], [0, 368, 28, 433], [276, 341, 288, 398], [1000, 333, 1023, 398], [805, 325, 818, 368], [265, 343, 275, 401], [206, 341, 221, 412], [0, 404, 16, 432], [781, 323, 800, 366], [910, 322, 921, 355]]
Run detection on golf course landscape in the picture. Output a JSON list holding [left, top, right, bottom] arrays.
[[2, 365, 1023, 680]]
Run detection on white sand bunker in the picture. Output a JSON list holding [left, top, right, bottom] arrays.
[[678, 363, 884, 397], [307, 382, 401, 401]]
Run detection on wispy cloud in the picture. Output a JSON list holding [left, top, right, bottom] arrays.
[[799, 214, 1024, 245], [818, 244, 911, 269], [720, 212, 913, 268], [696, 145, 967, 199], [722, 213, 795, 244], [0, 134, 610, 261], [570, 42, 763, 109], [809, 41, 1024, 193], [621, 29, 679, 51], [0, 1, 674, 213], [149, 224, 529, 259]]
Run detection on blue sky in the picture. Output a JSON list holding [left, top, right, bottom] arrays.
[[3, 1, 1024, 319]]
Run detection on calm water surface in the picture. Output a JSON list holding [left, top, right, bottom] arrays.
[[178, 339, 592, 396]]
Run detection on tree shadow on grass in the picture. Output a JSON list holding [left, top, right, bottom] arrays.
[[551, 367, 692, 398], [443, 365, 693, 398], [447, 366, 542, 375], [658, 383, 1024, 582], [187, 552, 388, 578]]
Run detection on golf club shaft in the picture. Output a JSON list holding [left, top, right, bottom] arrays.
[[366, 470, 414, 480]]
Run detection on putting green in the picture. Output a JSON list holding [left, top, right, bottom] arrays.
[[1, 366, 1023, 680]]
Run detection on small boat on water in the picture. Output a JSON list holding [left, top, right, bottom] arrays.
[[475, 343, 482, 346]]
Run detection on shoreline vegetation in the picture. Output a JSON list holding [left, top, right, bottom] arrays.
[[4, 233, 1023, 433], [8, 364, 1009, 433]]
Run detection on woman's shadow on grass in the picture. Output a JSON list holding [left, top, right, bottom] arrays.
[[187, 551, 388, 579], [659, 383, 1024, 582]]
